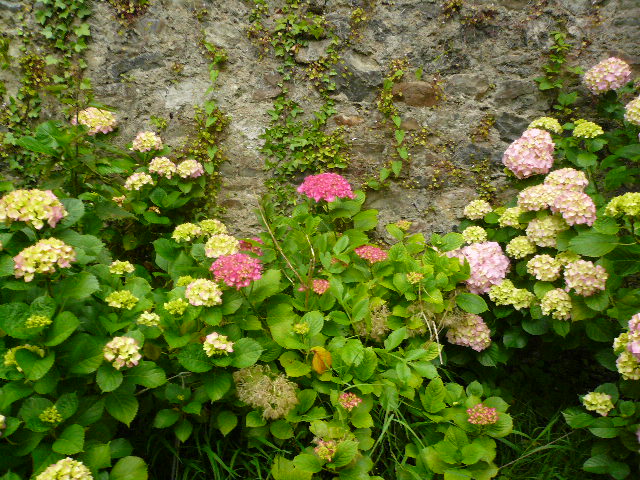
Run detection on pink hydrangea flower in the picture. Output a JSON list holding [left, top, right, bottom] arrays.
[[131, 131, 163, 152], [312, 279, 330, 294], [103, 336, 141, 370], [626, 314, 640, 361], [355, 245, 388, 263], [239, 237, 264, 256], [176, 159, 204, 179], [564, 260, 608, 296], [544, 168, 589, 191], [297, 173, 356, 202], [583, 57, 632, 94], [211, 253, 263, 289], [339, 392, 363, 411], [503, 128, 555, 179], [517, 184, 564, 211], [446, 313, 491, 351], [0, 189, 68, 229], [447, 242, 510, 294], [551, 190, 597, 226], [14, 238, 76, 282], [467, 403, 498, 425], [72, 107, 117, 135]]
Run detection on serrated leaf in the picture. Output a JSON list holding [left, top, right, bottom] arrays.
[[105, 390, 138, 426], [52, 424, 84, 455], [110, 456, 148, 480], [217, 410, 237, 436], [96, 364, 123, 393], [456, 293, 488, 314], [177, 344, 212, 373]]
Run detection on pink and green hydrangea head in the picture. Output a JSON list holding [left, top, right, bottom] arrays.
[[503, 128, 555, 179], [467, 403, 498, 425], [583, 57, 632, 94], [185, 279, 223, 307], [211, 252, 263, 289], [297, 173, 356, 202], [0, 189, 68, 230], [13, 238, 76, 282], [131, 131, 163, 152], [447, 242, 509, 294], [551, 190, 596, 226], [354, 245, 388, 264]]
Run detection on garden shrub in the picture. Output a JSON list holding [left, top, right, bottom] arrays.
[[1, 55, 640, 480]]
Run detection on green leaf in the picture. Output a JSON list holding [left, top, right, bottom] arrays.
[[272, 456, 313, 480], [246, 410, 266, 427], [97, 364, 123, 393], [174, 419, 193, 442], [0, 302, 30, 339], [486, 413, 513, 438], [55, 393, 79, 420], [105, 389, 139, 426], [250, 269, 282, 304], [110, 456, 148, 480], [44, 311, 80, 346], [15, 350, 55, 381], [384, 327, 407, 351], [127, 361, 167, 388], [177, 344, 213, 373], [231, 338, 263, 368], [52, 424, 84, 455], [81, 443, 112, 472], [439, 233, 464, 252], [293, 453, 323, 473], [456, 293, 488, 314], [217, 410, 237, 436], [575, 152, 598, 167], [568, 232, 617, 257], [153, 409, 180, 428], [63, 333, 104, 374], [203, 372, 232, 401], [270, 419, 293, 439], [421, 377, 446, 413], [340, 338, 364, 366], [331, 440, 359, 467], [279, 351, 312, 377], [53, 272, 100, 300], [353, 210, 378, 231], [583, 454, 630, 479]]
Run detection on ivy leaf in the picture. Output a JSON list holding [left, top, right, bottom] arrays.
[[52, 424, 84, 455]]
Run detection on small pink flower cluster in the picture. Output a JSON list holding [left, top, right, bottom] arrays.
[[339, 392, 363, 411], [149, 157, 177, 178], [185, 279, 223, 307], [583, 57, 632, 94], [544, 168, 589, 191], [131, 131, 163, 152], [624, 96, 640, 126], [625, 313, 640, 361], [551, 190, 596, 226], [14, 238, 76, 282], [355, 245, 388, 264], [103, 336, 141, 370], [446, 313, 492, 352], [564, 260, 608, 296], [124, 172, 154, 191], [503, 128, 555, 179], [448, 242, 509, 294], [525, 215, 568, 248], [239, 237, 264, 255], [0, 189, 68, 229], [467, 403, 498, 425], [314, 438, 338, 462], [35, 457, 93, 480], [297, 173, 356, 202], [517, 184, 563, 211], [211, 253, 263, 289], [176, 159, 204, 178], [313, 279, 330, 295], [203, 332, 234, 356], [72, 107, 117, 135]]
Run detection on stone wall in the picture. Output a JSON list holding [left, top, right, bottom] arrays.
[[2, 0, 639, 237]]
